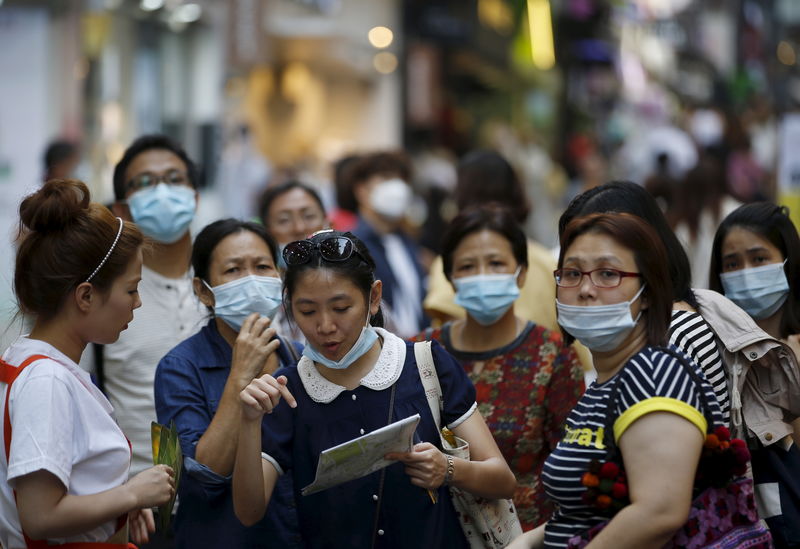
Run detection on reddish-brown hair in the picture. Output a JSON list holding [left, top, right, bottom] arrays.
[[558, 212, 673, 347], [15, 179, 144, 320]]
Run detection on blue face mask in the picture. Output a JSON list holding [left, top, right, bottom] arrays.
[[453, 268, 521, 326], [205, 275, 283, 331], [127, 183, 196, 243], [302, 299, 379, 370], [556, 285, 646, 352], [720, 261, 789, 320]]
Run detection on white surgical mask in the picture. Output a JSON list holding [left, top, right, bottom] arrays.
[[204, 275, 283, 331], [370, 178, 412, 221], [556, 285, 646, 352]]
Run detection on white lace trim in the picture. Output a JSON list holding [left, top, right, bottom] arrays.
[[298, 327, 406, 403]]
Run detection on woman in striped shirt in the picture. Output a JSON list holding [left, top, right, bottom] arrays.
[[510, 212, 723, 548], [557, 181, 730, 425]]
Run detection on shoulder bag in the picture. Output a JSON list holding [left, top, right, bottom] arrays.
[[413, 341, 523, 549]]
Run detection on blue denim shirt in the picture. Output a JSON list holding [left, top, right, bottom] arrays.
[[155, 320, 303, 548]]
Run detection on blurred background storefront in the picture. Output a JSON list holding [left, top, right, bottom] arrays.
[[2, 0, 800, 343]]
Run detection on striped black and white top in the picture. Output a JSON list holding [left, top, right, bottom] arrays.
[[669, 310, 730, 426], [541, 346, 723, 548]]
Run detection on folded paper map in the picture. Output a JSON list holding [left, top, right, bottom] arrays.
[[301, 414, 420, 496], [151, 420, 183, 531]]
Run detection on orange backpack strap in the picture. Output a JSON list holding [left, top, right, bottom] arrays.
[[2, 355, 133, 549]]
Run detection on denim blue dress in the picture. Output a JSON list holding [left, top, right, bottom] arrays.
[[155, 320, 303, 548]]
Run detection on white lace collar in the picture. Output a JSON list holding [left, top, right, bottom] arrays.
[[297, 327, 406, 403]]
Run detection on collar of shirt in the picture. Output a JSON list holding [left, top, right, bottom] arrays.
[[297, 327, 406, 403], [4, 336, 114, 414]]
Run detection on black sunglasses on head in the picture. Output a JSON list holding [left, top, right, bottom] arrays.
[[282, 234, 367, 266]]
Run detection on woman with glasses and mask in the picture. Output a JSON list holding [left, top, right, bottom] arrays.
[[231, 229, 516, 548], [510, 213, 727, 549], [709, 202, 800, 548], [154, 219, 302, 548], [413, 204, 584, 531]]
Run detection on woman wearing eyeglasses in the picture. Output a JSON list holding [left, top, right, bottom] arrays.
[[231, 229, 516, 548], [413, 204, 584, 531], [509, 212, 727, 549], [154, 219, 302, 548]]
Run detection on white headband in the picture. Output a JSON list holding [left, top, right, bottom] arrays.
[[85, 217, 124, 283]]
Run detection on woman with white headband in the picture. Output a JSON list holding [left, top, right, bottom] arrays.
[[0, 179, 174, 548]]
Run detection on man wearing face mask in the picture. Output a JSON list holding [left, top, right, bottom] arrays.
[[94, 135, 207, 487], [347, 151, 427, 338]]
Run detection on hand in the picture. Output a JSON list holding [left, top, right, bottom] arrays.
[[239, 374, 297, 421], [385, 442, 448, 489], [129, 508, 155, 545], [126, 464, 175, 508], [231, 313, 281, 383]]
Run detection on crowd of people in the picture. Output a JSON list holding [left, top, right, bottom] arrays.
[[0, 132, 798, 549]]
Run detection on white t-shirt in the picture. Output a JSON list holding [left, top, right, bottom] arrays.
[[1, 337, 130, 549], [101, 265, 206, 476]]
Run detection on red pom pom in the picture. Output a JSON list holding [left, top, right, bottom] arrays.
[[714, 425, 731, 441], [731, 438, 746, 449], [611, 482, 628, 499], [599, 462, 620, 479]]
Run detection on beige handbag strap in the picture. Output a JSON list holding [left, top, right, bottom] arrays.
[[414, 341, 444, 429]]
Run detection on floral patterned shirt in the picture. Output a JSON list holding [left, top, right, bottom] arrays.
[[412, 322, 585, 530]]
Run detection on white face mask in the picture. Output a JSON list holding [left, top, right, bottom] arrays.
[[556, 285, 646, 352], [369, 178, 412, 221]]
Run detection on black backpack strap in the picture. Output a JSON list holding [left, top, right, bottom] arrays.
[[92, 343, 105, 393]]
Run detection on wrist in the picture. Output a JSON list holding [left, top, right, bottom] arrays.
[[443, 454, 455, 485]]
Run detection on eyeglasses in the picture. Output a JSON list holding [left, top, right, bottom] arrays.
[[282, 234, 367, 266], [126, 169, 188, 193], [554, 268, 642, 288]]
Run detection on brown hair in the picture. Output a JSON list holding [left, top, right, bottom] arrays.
[[558, 212, 673, 347], [15, 179, 144, 320]]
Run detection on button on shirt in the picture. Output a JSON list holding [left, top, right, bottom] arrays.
[[103, 265, 206, 476]]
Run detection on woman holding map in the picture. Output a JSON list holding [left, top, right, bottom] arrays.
[[231, 229, 516, 548]]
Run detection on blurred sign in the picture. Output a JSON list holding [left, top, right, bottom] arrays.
[[227, 0, 268, 68], [778, 114, 800, 228]]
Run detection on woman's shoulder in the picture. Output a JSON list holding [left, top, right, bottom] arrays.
[[159, 322, 219, 366]]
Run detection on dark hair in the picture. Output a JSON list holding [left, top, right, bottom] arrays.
[[559, 213, 673, 347], [709, 202, 800, 338], [283, 230, 384, 327], [43, 140, 78, 175], [259, 180, 326, 226], [333, 154, 361, 213], [455, 150, 530, 225], [113, 134, 198, 200], [441, 204, 528, 281], [192, 219, 278, 283], [559, 180, 695, 307], [15, 179, 144, 320]]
